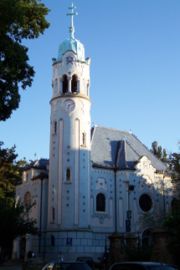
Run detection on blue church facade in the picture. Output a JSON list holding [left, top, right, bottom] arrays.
[[14, 4, 173, 261]]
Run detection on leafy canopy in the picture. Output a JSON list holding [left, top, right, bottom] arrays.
[[164, 200, 180, 267], [0, 0, 49, 121], [0, 141, 26, 200], [0, 200, 37, 259], [151, 141, 167, 162], [0, 142, 36, 259], [169, 152, 180, 181]]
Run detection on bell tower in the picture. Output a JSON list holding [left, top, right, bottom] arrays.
[[48, 4, 91, 230]]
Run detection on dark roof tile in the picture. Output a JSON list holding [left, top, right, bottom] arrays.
[[91, 126, 166, 172]]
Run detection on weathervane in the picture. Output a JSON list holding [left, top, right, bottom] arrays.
[[67, 3, 78, 39]]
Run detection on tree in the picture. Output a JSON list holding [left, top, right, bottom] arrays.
[[0, 142, 36, 260], [164, 145, 180, 266], [0, 200, 37, 260], [151, 141, 167, 162], [169, 152, 180, 181], [0, 142, 26, 200], [0, 0, 49, 121], [164, 202, 180, 267]]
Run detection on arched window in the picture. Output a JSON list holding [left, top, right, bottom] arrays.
[[66, 168, 71, 181], [62, 75, 68, 93], [24, 192, 31, 209], [53, 121, 57, 134], [96, 193, 106, 212], [71, 74, 78, 93]]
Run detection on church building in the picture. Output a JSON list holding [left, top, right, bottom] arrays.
[[15, 4, 173, 261]]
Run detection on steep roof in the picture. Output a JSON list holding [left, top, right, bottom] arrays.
[[91, 126, 166, 172], [24, 158, 49, 171], [32, 159, 49, 170]]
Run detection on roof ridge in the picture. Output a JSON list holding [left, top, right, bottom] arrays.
[[93, 125, 131, 134]]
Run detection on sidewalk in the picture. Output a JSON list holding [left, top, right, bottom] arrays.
[[0, 266, 22, 270], [0, 258, 45, 270], [0, 262, 22, 270]]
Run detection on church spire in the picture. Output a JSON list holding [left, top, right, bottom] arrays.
[[58, 3, 85, 61], [67, 3, 77, 39]]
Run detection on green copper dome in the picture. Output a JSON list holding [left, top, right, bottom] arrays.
[[57, 3, 85, 61], [58, 37, 85, 61]]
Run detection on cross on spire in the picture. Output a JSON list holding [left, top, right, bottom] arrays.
[[67, 3, 78, 39]]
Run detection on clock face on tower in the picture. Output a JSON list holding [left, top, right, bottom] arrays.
[[63, 99, 75, 113]]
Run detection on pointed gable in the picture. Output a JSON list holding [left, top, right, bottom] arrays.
[[116, 140, 140, 169]]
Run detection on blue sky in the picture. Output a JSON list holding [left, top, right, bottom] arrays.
[[1, 0, 180, 160]]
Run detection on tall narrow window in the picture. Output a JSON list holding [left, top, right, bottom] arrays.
[[53, 121, 57, 134], [66, 168, 71, 181], [52, 207, 55, 222], [62, 75, 68, 93], [96, 193, 106, 212], [87, 83, 89, 96], [71, 75, 78, 93], [51, 235, 55, 247], [82, 132, 86, 146]]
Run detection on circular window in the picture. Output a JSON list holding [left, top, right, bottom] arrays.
[[139, 194, 152, 212]]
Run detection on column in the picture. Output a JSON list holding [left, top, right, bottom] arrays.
[[68, 76, 71, 93]]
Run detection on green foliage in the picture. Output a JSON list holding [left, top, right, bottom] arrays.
[[169, 152, 180, 181], [164, 204, 180, 267], [151, 141, 180, 182], [151, 141, 167, 162], [0, 0, 49, 121], [125, 246, 152, 261], [151, 141, 180, 265], [0, 141, 26, 200], [0, 199, 37, 259], [0, 142, 36, 259], [0, 142, 18, 199]]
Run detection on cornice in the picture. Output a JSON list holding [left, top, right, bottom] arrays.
[[50, 93, 90, 104]]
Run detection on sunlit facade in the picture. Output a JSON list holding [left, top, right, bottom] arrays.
[[14, 4, 173, 261]]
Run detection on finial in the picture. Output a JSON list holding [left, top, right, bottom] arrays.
[[67, 3, 78, 39]]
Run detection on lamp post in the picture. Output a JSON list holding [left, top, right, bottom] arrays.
[[124, 180, 134, 233]]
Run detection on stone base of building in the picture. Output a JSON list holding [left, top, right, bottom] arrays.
[[16, 230, 111, 262], [44, 230, 110, 261], [12, 229, 175, 265]]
